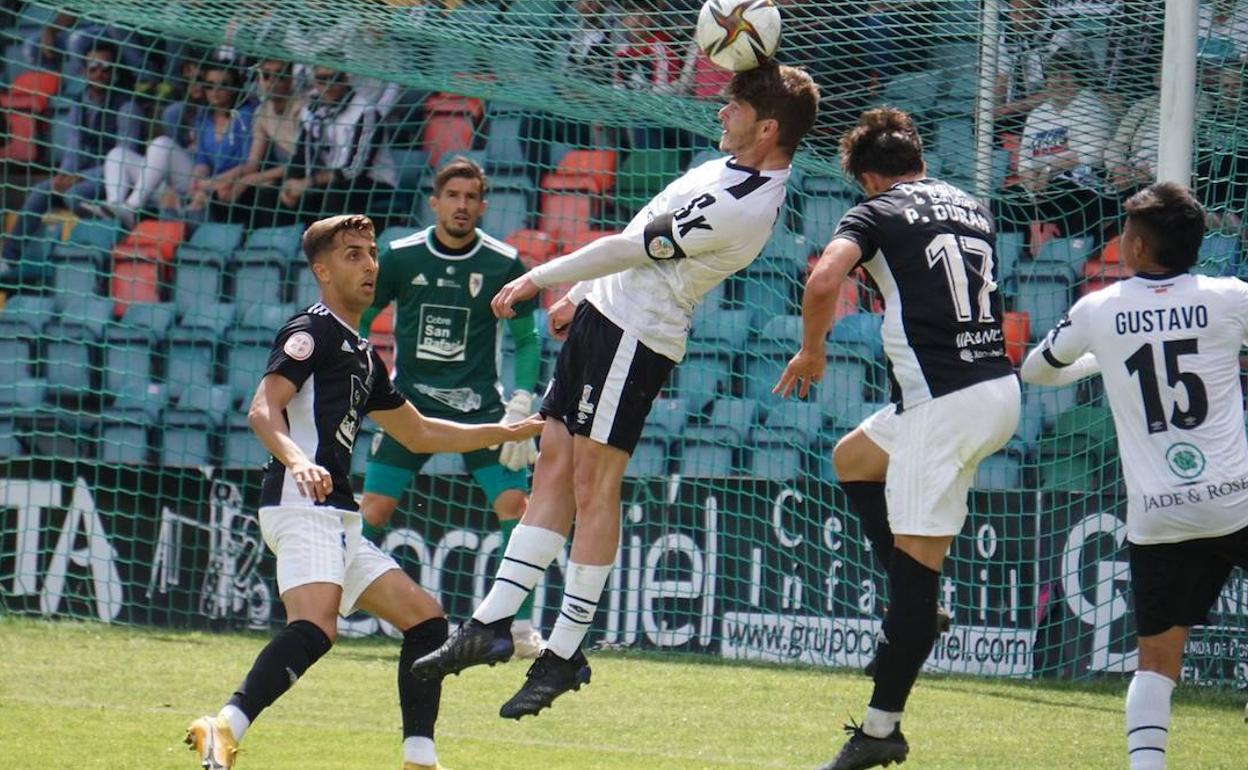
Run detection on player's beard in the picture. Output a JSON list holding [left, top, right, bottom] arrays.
[[442, 218, 474, 238]]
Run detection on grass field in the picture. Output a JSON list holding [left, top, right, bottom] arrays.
[[1, 616, 1244, 769]]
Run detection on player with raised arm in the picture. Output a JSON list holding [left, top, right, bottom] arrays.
[[359, 157, 546, 657], [184, 215, 542, 770], [774, 108, 1020, 770], [409, 63, 820, 719], [1021, 182, 1248, 770]]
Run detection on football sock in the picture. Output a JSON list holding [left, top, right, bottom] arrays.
[[863, 706, 902, 740], [399, 617, 449, 742], [362, 520, 386, 544], [868, 550, 940, 715], [499, 518, 537, 623], [841, 481, 893, 572], [403, 737, 438, 767], [474, 524, 565, 624], [217, 704, 250, 743], [546, 561, 613, 659], [226, 620, 332, 724], [1126, 670, 1174, 770]]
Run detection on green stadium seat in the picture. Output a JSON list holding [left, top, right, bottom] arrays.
[[0, 295, 56, 336], [644, 397, 688, 437], [237, 303, 296, 333], [997, 231, 1025, 282], [230, 250, 286, 306], [114, 382, 168, 420], [741, 353, 788, 403], [625, 437, 669, 478], [1035, 236, 1096, 271], [53, 259, 102, 300], [1038, 453, 1100, 493], [935, 117, 975, 181], [975, 448, 1025, 490], [1199, 234, 1240, 276], [485, 115, 528, 171], [165, 337, 218, 400], [1008, 273, 1073, 341], [830, 312, 884, 359], [616, 149, 683, 211], [802, 195, 854, 248], [483, 189, 532, 239], [749, 442, 804, 481], [176, 299, 236, 337], [817, 353, 875, 422], [1041, 404, 1116, 458], [20, 407, 100, 460], [160, 413, 216, 467], [678, 354, 733, 410], [394, 148, 431, 190], [294, 268, 320, 307], [689, 307, 752, 353], [226, 343, 274, 404], [223, 413, 269, 469], [243, 225, 303, 260], [756, 314, 803, 354], [755, 401, 824, 444], [882, 69, 943, 115], [759, 227, 812, 271], [685, 397, 759, 444], [100, 412, 152, 465], [678, 440, 735, 478], [173, 250, 225, 310], [730, 265, 798, 325], [42, 320, 100, 400], [103, 335, 155, 402], [62, 218, 122, 255], [0, 418, 24, 457], [187, 222, 245, 254]]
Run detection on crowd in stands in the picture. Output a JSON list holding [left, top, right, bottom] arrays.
[[0, 1, 1244, 483]]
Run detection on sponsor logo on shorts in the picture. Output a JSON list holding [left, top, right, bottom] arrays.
[[1165, 442, 1206, 480], [577, 384, 595, 424]]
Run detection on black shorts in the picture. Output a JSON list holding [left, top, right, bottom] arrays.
[[540, 301, 675, 453], [1129, 524, 1248, 637]]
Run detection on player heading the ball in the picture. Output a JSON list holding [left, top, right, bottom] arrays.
[[410, 63, 819, 720]]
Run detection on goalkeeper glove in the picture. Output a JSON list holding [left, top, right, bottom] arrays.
[[499, 390, 539, 471]]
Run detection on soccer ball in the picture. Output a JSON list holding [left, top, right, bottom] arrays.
[[695, 0, 782, 72]]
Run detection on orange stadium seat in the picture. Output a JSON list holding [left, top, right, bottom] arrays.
[[371, 304, 395, 336], [1082, 259, 1132, 295], [555, 150, 617, 193], [424, 115, 475, 166], [0, 70, 61, 162], [111, 257, 161, 317], [539, 190, 593, 241], [424, 93, 484, 121], [559, 228, 618, 254], [506, 228, 556, 267], [1002, 310, 1029, 367], [1101, 235, 1121, 264], [109, 221, 186, 316]]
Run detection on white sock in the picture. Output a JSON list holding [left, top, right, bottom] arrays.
[[863, 706, 902, 739], [473, 524, 566, 624], [218, 704, 250, 743], [1127, 670, 1174, 770], [545, 561, 613, 659], [403, 736, 437, 766]]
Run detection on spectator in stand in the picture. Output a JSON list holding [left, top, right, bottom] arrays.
[[207, 59, 307, 223], [994, 48, 1118, 238], [93, 52, 210, 227], [1199, 0, 1248, 60], [270, 65, 397, 229], [994, 0, 1074, 135], [3, 41, 142, 266], [179, 62, 256, 221], [615, 3, 681, 149], [21, 11, 75, 71], [1195, 59, 1248, 232]]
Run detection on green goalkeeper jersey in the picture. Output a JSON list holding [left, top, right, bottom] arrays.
[[361, 226, 538, 417]]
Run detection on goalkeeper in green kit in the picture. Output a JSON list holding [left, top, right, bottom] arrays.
[[360, 156, 546, 656]]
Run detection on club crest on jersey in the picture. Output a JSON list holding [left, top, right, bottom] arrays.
[[1165, 442, 1206, 480], [647, 235, 676, 260], [469, 272, 484, 298], [284, 331, 314, 361]]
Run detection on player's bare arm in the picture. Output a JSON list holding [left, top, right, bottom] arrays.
[[370, 400, 544, 454], [775, 238, 861, 400], [248, 373, 333, 502]]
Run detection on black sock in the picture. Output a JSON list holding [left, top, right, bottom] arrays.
[[228, 620, 333, 722], [399, 617, 449, 739], [841, 481, 893, 572], [869, 550, 940, 713]]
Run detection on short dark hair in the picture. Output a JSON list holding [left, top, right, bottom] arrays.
[[301, 214, 376, 267], [839, 107, 924, 181], [86, 41, 117, 61], [725, 64, 820, 156], [433, 156, 489, 197], [1124, 182, 1206, 271]]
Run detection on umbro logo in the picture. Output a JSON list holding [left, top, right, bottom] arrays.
[[412, 274, 429, 286]]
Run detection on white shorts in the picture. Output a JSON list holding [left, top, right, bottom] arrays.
[[259, 504, 400, 616], [861, 375, 1020, 537]]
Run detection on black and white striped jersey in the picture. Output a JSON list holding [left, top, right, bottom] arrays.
[[833, 177, 1014, 409], [258, 302, 405, 510]]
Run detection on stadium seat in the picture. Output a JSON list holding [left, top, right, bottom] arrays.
[[1002, 310, 1029, 366], [644, 397, 688, 437], [818, 353, 875, 422], [187, 222, 245, 255], [678, 354, 733, 410], [1035, 236, 1096, 272], [0, 295, 56, 336], [110, 257, 163, 317], [177, 299, 236, 336], [755, 401, 824, 444], [482, 189, 532, 239], [732, 265, 798, 324], [741, 353, 788, 402], [506, 229, 556, 267], [997, 230, 1025, 282], [99, 413, 151, 465], [678, 440, 735, 478], [882, 69, 942, 115], [114, 381, 169, 421], [61, 218, 122, 256], [53, 294, 113, 339], [230, 250, 286, 306], [160, 412, 216, 467], [616, 149, 682, 212], [539, 189, 593, 240], [1008, 273, 1072, 340], [802, 195, 854, 248], [935, 117, 975, 181], [115, 219, 187, 262], [1042, 404, 1115, 458], [1038, 453, 1100, 492], [1198, 233, 1240, 276], [625, 437, 670, 478], [748, 442, 804, 481], [1082, 259, 1133, 294], [173, 248, 225, 310], [53, 258, 102, 301], [242, 225, 303, 259], [424, 93, 485, 120], [237, 303, 297, 333], [294, 268, 320, 307], [0, 70, 60, 162], [555, 150, 617, 193], [830, 312, 884, 359], [165, 335, 218, 399], [41, 320, 100, 400], [393, 148, 431, 190], [975, 448, 1025, 490], [20, 408, 100, 461], [223, 416, 271, 469], [690, 307, 752, 353], [1024, 382, 1079, 425], [755, 314, 803, 354], [685, 397, 760, 444], [424, 114, 475, 166], [103, 331, 157, 401], [485, 115, 527, 170], [225, 343, 276, 403]]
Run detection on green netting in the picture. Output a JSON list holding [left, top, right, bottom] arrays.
[[0, 1, 1245, 687]]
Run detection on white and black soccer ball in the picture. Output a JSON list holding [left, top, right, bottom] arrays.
[[695, 0, 782, 72]]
